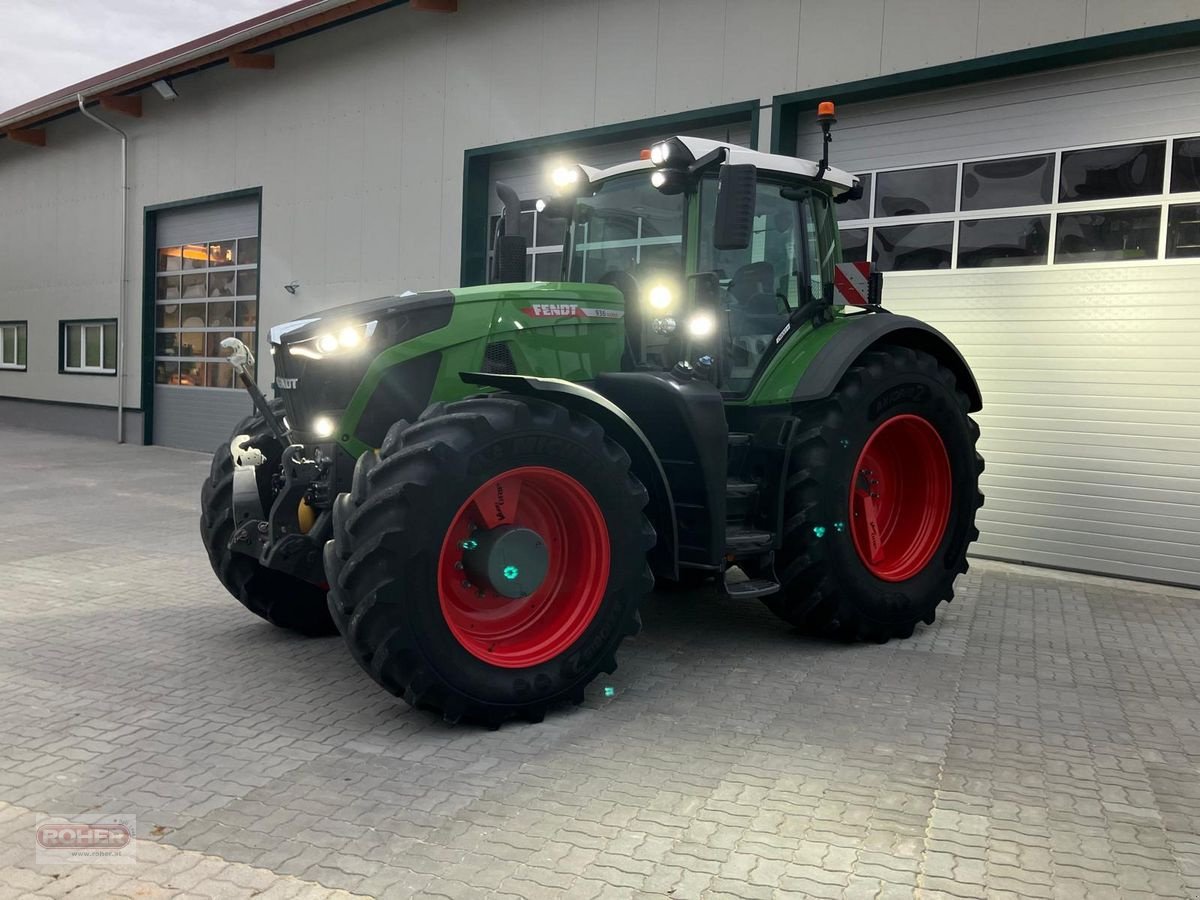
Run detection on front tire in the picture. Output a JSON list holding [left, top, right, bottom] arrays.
[[199, 401, 335, 636], [324, 394, 655, 726], [765, 344, 984, 641]]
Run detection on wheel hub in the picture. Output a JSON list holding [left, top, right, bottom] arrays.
[[437, 466, 611, 669], [460, 526, 550, 599]]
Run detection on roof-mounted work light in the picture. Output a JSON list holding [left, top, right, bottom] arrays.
[[649, 138, 694, 170], [550, 164, 590, 197]]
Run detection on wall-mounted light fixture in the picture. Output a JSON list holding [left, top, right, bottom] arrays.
[[151, 79, 178, 100]]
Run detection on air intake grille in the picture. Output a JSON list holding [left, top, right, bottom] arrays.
[[483, 342, 517, 375]]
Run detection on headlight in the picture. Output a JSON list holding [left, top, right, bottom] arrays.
[[288, 320, 377, 360], [650, 142, 669, 165]]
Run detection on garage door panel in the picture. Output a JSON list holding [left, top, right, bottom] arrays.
[[984, 385, 1200, 404], [152, 197, 260, 451], [983, 403, 1200, 427], [973, 542, 1199, 586], [983, 422, 1200, 452], [977, 522, 1200, 576], [797, 47, 1200, 169], [985, 486, 1200, 523], [984, 475, 1200, 511], [980, 447, 1198, 480], [982, 501, 1200, 543]]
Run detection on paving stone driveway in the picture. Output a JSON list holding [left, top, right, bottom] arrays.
[[2, 424, 1200, 899]]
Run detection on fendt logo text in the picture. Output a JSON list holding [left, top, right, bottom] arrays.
[[521, 304, 624, 320]]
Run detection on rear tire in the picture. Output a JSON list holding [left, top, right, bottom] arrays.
[[199, 401, 335, 636], [764, 344, 984, 641], [324, 394, 655, 726]]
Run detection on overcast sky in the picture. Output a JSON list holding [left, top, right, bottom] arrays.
[[0, 0, 283, 112]]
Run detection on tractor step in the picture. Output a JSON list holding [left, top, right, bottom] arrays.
[[725, 526, 774, 555], [725, 478, 759, 519], [722, 565, 780, 599]]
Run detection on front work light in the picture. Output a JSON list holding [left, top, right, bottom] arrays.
[[688, 312, 716, 338], [550, 164, 592, 197], [552, 166, 579, 188], [312, 416, 336, 438]]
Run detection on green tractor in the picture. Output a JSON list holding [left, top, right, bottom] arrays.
[[200, 110, 984, 725]]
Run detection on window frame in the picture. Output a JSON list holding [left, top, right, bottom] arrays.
[[837, 131, 1200, 273], [0, 321, 27, 371], [60, 318, 117, 376]]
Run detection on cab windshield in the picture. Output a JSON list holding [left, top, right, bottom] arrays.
[[562, 168, 836, 388], [567, 172, 685, 285], [563, 172, 683, 369]]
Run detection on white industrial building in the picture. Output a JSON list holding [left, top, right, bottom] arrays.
[[1, 0, 1197, 587]]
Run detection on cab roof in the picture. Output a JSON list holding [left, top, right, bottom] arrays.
[[582, 136, 858, 196]]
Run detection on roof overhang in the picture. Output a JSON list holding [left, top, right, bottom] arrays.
[[0, 0, 424, 138]]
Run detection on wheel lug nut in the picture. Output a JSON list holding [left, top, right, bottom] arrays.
[[461, 580, 472, 589]]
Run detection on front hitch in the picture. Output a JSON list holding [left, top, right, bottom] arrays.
[[228, 444, 334, 584], [221, 336, 288, 443]]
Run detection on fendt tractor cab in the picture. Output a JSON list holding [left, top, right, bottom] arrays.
[[201, 105, 984, 725]]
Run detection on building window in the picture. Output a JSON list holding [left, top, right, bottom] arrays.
[[837, 133, 1200, 272], [0, 321, 27, 370], [961, 155, 1054, 210], [62, 320, 116, 374], [958, 215, 1050, 268], [154, 234, 258, 388], [1055, 208, 1161, 264], [874, 165, 956, 217], [1059, 142, 1165, 202], [1166, 204, 1200, 258]]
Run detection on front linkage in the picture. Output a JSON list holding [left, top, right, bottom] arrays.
[[222, 337, 338, 586]]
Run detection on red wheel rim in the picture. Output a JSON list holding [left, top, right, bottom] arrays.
[[437, 466, 610, 668], [849, 414, 952, 582]]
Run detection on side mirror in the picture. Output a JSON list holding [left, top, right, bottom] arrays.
[[712, 164, 757, 251], [834, 181, 864, 204], [492, 182, 528, 283]]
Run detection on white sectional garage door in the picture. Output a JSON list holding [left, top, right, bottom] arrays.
[[489, 121, 754, 280], [152, 197, 259, 451], [794, 47, 1200, 587]]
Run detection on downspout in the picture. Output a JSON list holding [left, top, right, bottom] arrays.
[[76, 94, 128, 444]]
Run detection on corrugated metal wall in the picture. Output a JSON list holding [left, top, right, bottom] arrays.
[[796, 48, 1200, 586]]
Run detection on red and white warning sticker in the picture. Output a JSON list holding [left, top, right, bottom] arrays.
[[520, 303, 624, 319], [833, 261, 871, 307]]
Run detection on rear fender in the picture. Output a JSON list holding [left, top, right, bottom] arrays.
[[787, 314, 982, 411], [460, 372, 679, 579]]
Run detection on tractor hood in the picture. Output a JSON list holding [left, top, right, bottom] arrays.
[[268, 289, 454, 346]]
